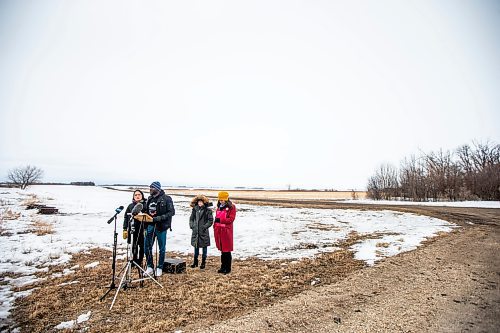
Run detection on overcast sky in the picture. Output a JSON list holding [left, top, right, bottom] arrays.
[[0, 1, 499, 190]]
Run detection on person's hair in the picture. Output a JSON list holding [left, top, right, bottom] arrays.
[[217, 199, 232, 209], [133, 189, 145, 201]]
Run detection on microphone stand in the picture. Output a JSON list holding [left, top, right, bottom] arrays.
[[108, 214, 163, 310], [99, 214, 119, 302]]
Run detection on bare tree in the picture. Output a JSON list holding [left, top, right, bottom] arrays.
[[368, 140, 499, 202], [399, 155, 427, 201], [7, 165, 44, 190], [367, 163, 399, 200], [423, 149, 461, 201], [456, 141, 500, 200]]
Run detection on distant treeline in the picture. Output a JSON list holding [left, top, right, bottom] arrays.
[[0, 182, 96, 187], [36, 182, 96, 186], [70, 182, 95, 186], [367, 140, 500, 201]]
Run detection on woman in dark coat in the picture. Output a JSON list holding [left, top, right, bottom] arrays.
[[189, 195, 213, 269], [123, 190, 147, 269]]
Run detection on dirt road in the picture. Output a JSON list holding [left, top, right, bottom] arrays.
[[192, 204, 500, 333]]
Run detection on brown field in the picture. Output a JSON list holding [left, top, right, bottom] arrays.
[[128, 187, 367, 201], [5, 190, 500, 333]]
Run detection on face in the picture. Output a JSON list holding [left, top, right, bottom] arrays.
[[219, 200, 227, 205], [150, 187, 159, 196], [133, 191, 143, 202], [197, 200, 204, 207]]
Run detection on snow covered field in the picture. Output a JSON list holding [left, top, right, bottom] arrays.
[[0, 185, 456, 322]]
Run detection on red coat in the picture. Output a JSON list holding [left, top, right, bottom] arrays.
[[213, 202, 236, 252]]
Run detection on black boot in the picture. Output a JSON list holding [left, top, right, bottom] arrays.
[[190, 257, 198, 268], [224, 252, 232, 274], [200, 258, 206, 269], [217, 253, 225, 273]]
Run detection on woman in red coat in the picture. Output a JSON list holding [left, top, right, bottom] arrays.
[[213, 191, 237, 274]]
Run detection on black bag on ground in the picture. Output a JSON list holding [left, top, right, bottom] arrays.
[[162, 258, 186, 274]]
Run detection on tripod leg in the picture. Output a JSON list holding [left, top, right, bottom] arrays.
[[116, 261, 128, 276], [110, 261, 131, 310], [136, 263, 144, 287], [100, 259, 129, 301], [132, 261, 164, 289], [99, 285, 114, 301]]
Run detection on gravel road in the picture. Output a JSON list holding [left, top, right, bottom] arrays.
[[193, 205, 500, 333]]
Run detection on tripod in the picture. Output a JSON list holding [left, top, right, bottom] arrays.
[[108, 215, 163, 310], [99, 214, 120, 302]]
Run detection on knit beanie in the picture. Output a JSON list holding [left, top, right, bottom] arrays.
[[150, 181, 162, 191], [218, 191, 229, 201]]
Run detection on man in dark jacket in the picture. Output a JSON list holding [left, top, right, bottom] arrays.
[[144, 181, 175, 277]]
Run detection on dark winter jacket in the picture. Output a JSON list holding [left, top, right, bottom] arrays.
[[146, 190, 175, 231], [122, 198, 146, 264], [189, 195, 214, 248]]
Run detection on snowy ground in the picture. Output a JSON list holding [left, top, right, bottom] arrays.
[[0, 185, 456, 323]]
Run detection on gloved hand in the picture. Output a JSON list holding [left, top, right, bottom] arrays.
[[123, 230, 128, 239], [214, 217, 220, 223], [153, 216, 159, 223]]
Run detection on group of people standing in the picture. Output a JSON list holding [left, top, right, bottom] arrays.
[[122, 181, 237, 277]]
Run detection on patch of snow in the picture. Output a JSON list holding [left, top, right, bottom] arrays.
[[0, 185, 458, 264], [83, 261, 99, 269], [54, 311, 90, 330], [4, 275, 45, 287], [311, 278, 321, 286], [51, 268, 76, 278], [14, 288, 38, 298], [77, 311, 91, 323], [59, 280, 80, 286], [55, 320, 75, 330], [0, 285, 14, 320]]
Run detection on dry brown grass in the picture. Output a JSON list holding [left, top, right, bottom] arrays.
[[11, 232, 370, 333], [0, 208, 21, 221], [29, 218, 55, 236], [22, 194, 40, 207]]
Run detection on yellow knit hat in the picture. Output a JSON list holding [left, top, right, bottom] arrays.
[[218, 191, 229, 201]]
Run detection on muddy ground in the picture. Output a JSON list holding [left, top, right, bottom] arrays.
[[5, 200, 500, 333]]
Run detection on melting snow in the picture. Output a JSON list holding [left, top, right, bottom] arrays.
[[83, 261, 99, 269], [0, 185, 458, 325]]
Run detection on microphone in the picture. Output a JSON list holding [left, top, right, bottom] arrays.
[[107, 206, 124, 224], [131, 203, 143, 216], [128, 203, 143, 234]]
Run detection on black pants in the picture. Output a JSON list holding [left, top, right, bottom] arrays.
[[221, 252, 232, 273], [131, 227, 144, 267]]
